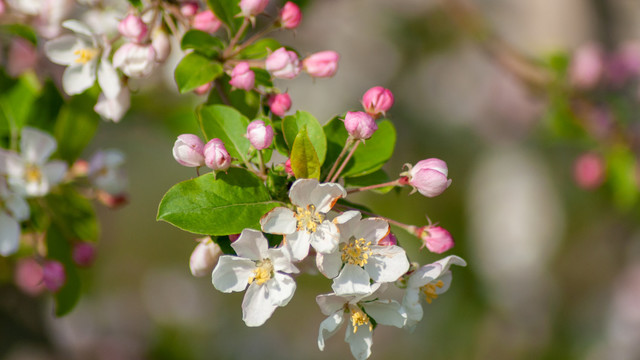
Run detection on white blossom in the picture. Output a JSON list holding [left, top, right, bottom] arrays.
[[0, 178, 29, 256], [94, 86, 130, 123], [88, 149, 127, 195]]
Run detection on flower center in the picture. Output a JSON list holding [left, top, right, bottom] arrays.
[[341, 237, 372, 267], [349, 306, 372, 334], [248, 258, 274, 285], [74, 48, 98, 64], [295, 204, 324, 233], [25, 164, 42, 184], [420, 280, 444, 304]]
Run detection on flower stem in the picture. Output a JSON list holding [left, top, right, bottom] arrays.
[[325, 137, 354, 182], [257, 150, 266, 175], [224, 18, 250, 59], [228, 21, 278, 58], [330, 140, 360, 183], [347, 179, 403, 194]]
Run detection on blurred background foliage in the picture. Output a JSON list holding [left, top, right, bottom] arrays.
[[5, 0, 640, 359]]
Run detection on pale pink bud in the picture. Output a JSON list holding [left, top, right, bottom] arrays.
[[14, 258, 45, 296], [180, 1, 199, 17], [228, 234, 240, 242], [229, 62, 255, 91], [302, 51, 339, 78], [267, 93, 292, 117], [239, 0, 269, 17], [173, 134, 206, 167], [192, 10, 221, 33], [73, 242, 96, 267], [378, 233, 398, 246], [194, 82, 212, 95], [573, 153, 605, 190], [344, 111, 377, 140], [118, 14, 148, 43], [7, 38, 37, 78], [284, 158, 294, 176], [280, 2, 301, 29], [246, 120, 274, 150], [408, 158, 452, 198], [417, 226, 454, 254], [266, 47, 301, 79], [42, 260, 66, 292], [189, 237, 222, 277], [204, 138, 231, 171], [570, 44, 603, 89], [152, 29, 171, 62], [362, 86, 394, 116]]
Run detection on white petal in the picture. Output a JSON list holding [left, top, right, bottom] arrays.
[[365, 245, 410, 283], [309, 221, 339, 254], [318, 311, 344, 351], [42, 160, 68, 188], [231, 229, 268, 260], [310, 182, 346, 213], [97, 59, 121, 99], [332, 264, 371, 295], [355, 218, 389, 244], [211, 255, 255, 293], [0, 213, 20, 256], [267, 248, 298, 274], [289, 178, 318, 208], [402, 288, 423, 329], [62, 20, 94, 38], [316, 250, 342, 279], [24, 177, 48, 197], [260, 207, 296, 234], [44, 35, 81, 65], [407, 255, 466, 288], [436, 271, 453, 294], [284, 230, 310, 261], [265, 272, 296, 306], [345, 321, 373, 360], [333, 210, 361, 239], [94, 87, 131, 123], [242, 282, 278, 327], [20, 127, 57, 165], [363, 299, 406, 328], [5, 193, 29, 221], [316, 292, 348, 316], [62, 63, 96, 96]]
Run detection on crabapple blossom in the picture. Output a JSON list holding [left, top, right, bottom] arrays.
[[266, 47, 301, 79], [280, 2, 301, 29], [172, 134, 206, 168], [112, 42, 156, 78], [192, 10, 221, 33], [378, 232, 398, 246], [246, 120, 273, 150], [229, 61, 255, 91], [405, 158, 452, 197], [316, 211, 410, 295], [344, 111, 377, 140], [42, 260, 66, 292], [118, 14, 147, 43], [88, 149, 127, 195], [151, 28, 171, 62], [415, 225, 454, 254], [94, 86, 130, 123], [261, 179, 346, 261], [362, 86, 394, 117], [211, 229, 298, 327], [303, 51, 339, 78], [0, 178, 29, 256], [204, 138, 231, 171], [401, 255, 466, 329], [72, 242, 96, 267], [190, 237, 222, 277], [239, 0, 268, 18], [268, 93, 292, 117]]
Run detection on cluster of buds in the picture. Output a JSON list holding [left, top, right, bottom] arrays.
[[172, 135, 232, 173]]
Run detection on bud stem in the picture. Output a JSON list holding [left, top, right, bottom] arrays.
[[330, 140, 360, 183], [224, 18, 250, 59], [347, 179, 404, 194], [324, 137, 354, 182], [257, 150, 266, 175]]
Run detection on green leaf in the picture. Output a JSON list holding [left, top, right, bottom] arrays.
[[181, 30, 224, 58], [26, 80, 64, 133], [127, 0, 143, 10], [46, 186, 99, 242], [206, 74, 260, 119], [197, 104, 251, 162], [54, 93, 100, 163], [174, 53, 223, 94], [282, 111, 326, 163], [207, 0, 243, 33], [607, 146, 639, 210], [0, 73, 41, 131], [0, 24, 38, 45], [252, 68, 273, 88], [344, 169, 394, 194], [157, 168, 281, 235], [322, 116, 396, 178], [46, 224, 81, 317], [238, 38, 281, 59], [290, 126, 320, 179]]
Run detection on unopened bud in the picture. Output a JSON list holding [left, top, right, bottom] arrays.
[[302, 51, 339, 78], [118, 14, 148, 43], [152, 29, 171, 62], [42, 260, 66, 292], [204, 138, 231, 171], [416, 226, 454, 254], [14, 258, 45, 296], [229, 62, 255, 91], [228, 234, 240, 242], [192, 10, 221, 33], [362, 86, 394, 117], [266, 47, 301, 79], [180, 1, 199, 17], [573, 153, 605, 190], [194, 82, 212, 95], [344, 111, 377, 140], [570, 44, 603, 89], [280, 2, 301, 29], [246, 120, 274, 150], [406, 158, 451, 198], [239, 0, 269, 17], [189, 237, 222, 277], [284, 158, 294, 176], [173, 134, 206, 167], [267, 93, 292, 117], [73, 242, 96, 267]]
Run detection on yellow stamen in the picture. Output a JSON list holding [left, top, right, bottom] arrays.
[[248, 258, 274, 285], [25, 164, 42, 184], [74, 48, 98, 64], [349, 306, 373, 334], [341, 237, 372, 267], [421, 280, 444, 304], [295, 204, 324, 233]]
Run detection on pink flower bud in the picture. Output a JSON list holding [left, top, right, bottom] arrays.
[[408, 158, 452, 197], [228, 234, 240, 242], [152, 29, 171, 62], [570, 44, 603, 89], [173, 134, 206, 167], [192, 10, 221, 33], [42, 260, 66, 292], [73, 242, 96, 267], [229, 62, 255, 91], [284, 158, 294, 176], [362, 86, 394, 116], [573, 153, 605, 190], [189, 237, 222, 277], [118, 14, 148, 43], [246, 120, 274, 150], [180, 1, 199, 17], [378, 232, 398, 246], [204, 138, 231, 171], [417, 226, 454, 254], [343, 111, 377, 140], [194, 82, 212, 95], [266, 47, 301, 79], [267, 93, 292, 117], [14, 258, 45, 296], [239, 0, 269, 17], [280, 2, 301, 29], [302, 51, 339, 78]]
